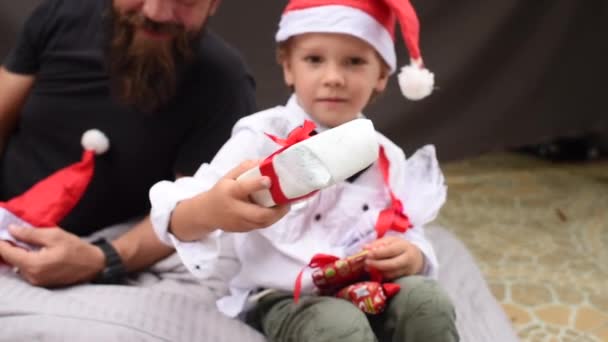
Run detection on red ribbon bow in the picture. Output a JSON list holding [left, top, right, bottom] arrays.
[[260, 120, 317, 205], [265, 120, 317, 148], [375, 146, 412, 238]]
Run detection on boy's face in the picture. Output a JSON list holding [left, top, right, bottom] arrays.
[[281, 33, 389, 128]]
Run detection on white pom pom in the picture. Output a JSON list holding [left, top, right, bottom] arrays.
[[81, 129, 110, 155], [398, 64, 435, 100]]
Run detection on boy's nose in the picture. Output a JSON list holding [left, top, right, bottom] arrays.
[[142, 0, 176, 23], [322, 64, 345, 87]]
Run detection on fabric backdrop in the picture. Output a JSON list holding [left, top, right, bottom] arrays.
[[2, 0, 606, 161]]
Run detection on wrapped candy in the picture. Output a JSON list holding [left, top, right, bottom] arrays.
[[311, 250, 369, 294], [294, 251, 401, 315], [337, 281, 401, 315]]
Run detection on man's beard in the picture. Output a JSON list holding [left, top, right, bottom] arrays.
[[107, 9, 201, 113]]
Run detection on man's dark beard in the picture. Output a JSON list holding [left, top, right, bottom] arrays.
[[107, 9, 200, 113]]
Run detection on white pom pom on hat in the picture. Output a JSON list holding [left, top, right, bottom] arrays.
[[0, 129, 109, 227], [276, 0, 435, 100], [81, 129, 110, 155], [398, 61, 435, 100]]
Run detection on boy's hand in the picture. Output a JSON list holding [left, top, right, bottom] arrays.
[[364, 236, 424, 280], [203, 160, 291, 232], [170, 160, 290, 241]]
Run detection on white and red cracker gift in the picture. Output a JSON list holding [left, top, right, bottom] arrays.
[[238, 118, 379, 207]]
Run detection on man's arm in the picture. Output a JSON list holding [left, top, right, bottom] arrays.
[[111, 215, 174, 272], [0, 67, 34, 154], [0, 215, 172, 287]]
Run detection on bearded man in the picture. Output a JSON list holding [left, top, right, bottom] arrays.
[[0, 2, 287, 338]]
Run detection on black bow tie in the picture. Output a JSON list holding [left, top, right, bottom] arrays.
[[346, 163, 373, 183]]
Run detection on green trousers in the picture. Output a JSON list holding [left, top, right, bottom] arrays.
[[245, 275, 459, 342]]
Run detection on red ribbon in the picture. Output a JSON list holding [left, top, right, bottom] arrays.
[[265, 120, 317, 148], [293, 253, 339, 304], [260, 120, 317, 205], [368, 266, 384, 283], [375, 146, 413, 238]]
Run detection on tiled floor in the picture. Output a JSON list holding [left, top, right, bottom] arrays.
[[436, 153, 608, 341]]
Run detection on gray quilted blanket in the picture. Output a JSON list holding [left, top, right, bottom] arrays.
[[0, 225, 518, 341]]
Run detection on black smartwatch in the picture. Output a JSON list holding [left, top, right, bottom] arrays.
[[92, 237, 127, 284]]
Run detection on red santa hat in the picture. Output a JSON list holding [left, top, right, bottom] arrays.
[[275, 0, 434, 100], [0, 129, 109, 228]]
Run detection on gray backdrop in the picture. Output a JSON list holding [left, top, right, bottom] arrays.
[[2, 0, 606, 161]]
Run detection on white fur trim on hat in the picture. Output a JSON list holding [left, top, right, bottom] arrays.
[[81, 129, 110, 155], [276, 5, 397, 73], [398, 63, 435, 100]]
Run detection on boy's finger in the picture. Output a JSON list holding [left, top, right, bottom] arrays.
[[364, 238, 387, 250], [223, 160, 260, 180], [237, 201, 290, 228], [236, 175, 271, 198], [367, 241, 403, 260], [383, 269, 407, 281], [365, 253, 407, 273], [364, 236, 401, 252]]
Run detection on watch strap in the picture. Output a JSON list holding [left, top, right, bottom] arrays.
[[92, 237, 127, 284]]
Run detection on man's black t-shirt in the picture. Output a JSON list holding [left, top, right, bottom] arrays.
[[0, 0, 256, 236]]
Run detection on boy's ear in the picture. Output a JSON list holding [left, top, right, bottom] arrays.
[[281, 59, 295, 88], [374, 67, 390, 93]]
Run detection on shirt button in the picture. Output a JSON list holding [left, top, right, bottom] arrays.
[[362, 204, 369, 211], [314, 214, 322, 221]]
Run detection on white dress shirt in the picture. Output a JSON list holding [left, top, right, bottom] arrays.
[[149, 95, 447, 317]]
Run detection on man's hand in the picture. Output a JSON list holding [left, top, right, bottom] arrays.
[[170, 160, 290, 241], [0, 225, 104, 287], [364, 236, 425, 280]]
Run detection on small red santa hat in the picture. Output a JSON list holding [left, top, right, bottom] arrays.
[[275, 0, 434, 100], [0, 129, 109, 227]]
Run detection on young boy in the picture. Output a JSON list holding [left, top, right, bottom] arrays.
[[150, 0, 458, 341]]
